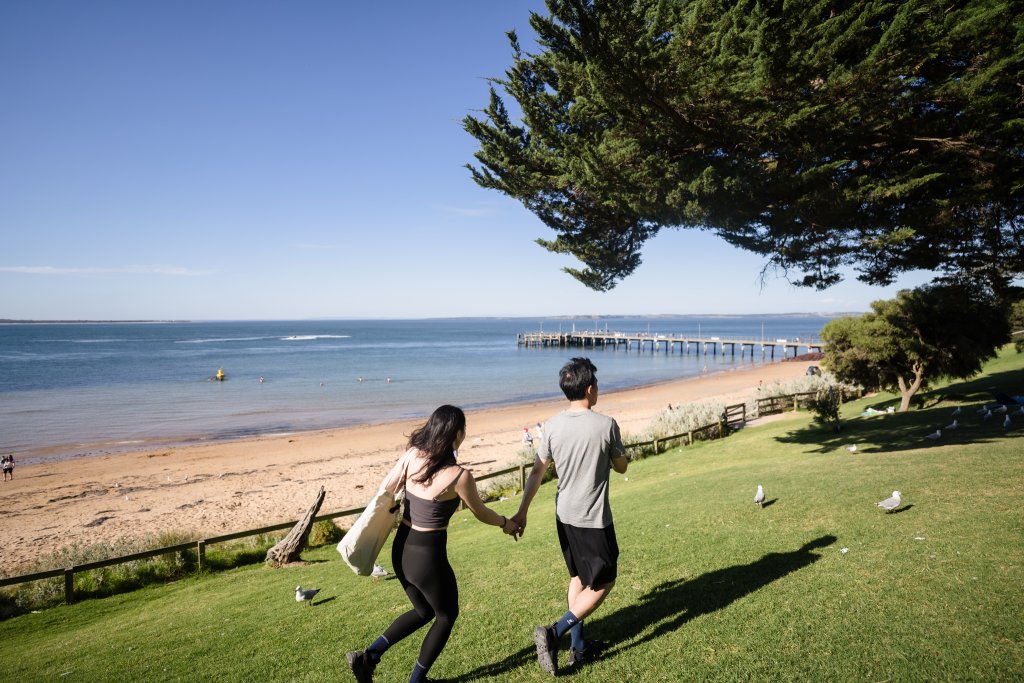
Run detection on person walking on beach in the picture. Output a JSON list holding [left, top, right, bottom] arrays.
[[512, 357, 628, 674], [346, 405, 521, 683], [2, 454, 13, 481]]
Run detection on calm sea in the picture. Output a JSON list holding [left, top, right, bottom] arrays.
[[0, 316, 834, 463]]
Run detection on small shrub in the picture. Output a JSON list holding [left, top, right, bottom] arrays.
[[308, 520, 343, 547], [807, 385, 843, 432]]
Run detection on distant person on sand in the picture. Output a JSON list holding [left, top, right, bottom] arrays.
[[535, 422, 544, 442], [2, 454, 13, 481], [522, 427, 533, 447], [346, 405, 521, 683], [513, 357, 628, 674]]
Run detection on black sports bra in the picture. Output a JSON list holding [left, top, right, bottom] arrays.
[[403, 469, 464, 529]]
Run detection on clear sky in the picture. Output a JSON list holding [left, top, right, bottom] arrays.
[[0, 1, 932, 321]]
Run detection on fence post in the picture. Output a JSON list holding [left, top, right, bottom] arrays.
[[653, 438, 660, 453], [687, 430, 693, 446], [64, 568, 74, 605], [197, 540, 206, 570]]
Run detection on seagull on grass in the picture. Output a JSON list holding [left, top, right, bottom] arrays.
[[982, 409, 993, 422], [994, 404, 1008, 414], [1015, 405, 1024, 417], [876, 491, 902, 512], [944, 419, 958, 431], [847, 443, 858, 453], [1004, 415, 1012, 429], [924, 429, 942, 440], [753, 484, 765, 507], [951, 406, 961, 417], [295, 585, 320, 606]]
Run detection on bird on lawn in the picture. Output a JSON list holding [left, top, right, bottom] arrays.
[[994, 404, 1008, 414], [924, 429, 942, 440], [1004, 415, 1012, 429], [753, 484, 765, 507], [295, 585, 320, 606], [1015, 405, 1024, 417], [876, 491, 902, 512], [951, 406, 961, 417], [847, 443, 858, 453], [982, 409, 993, 422], [977, 405, 992, 415], [944, 419, 958, 431], [371, 564, 389, 580]]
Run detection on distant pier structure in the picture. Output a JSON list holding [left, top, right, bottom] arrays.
[[517, 330, 824, 360]]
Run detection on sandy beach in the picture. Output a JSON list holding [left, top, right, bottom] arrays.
[[0, 359, 814, 575]]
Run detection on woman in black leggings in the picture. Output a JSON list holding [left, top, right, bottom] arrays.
[[347, 405, 520, 683]]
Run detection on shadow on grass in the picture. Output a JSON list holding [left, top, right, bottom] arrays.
[[590, 535, 837, 658], [776, 367, 1024, 455], [449, 536, 837, 680]]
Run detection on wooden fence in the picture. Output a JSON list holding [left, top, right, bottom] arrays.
[[1, 398, 808, 605]]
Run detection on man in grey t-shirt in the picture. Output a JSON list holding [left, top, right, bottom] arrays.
[[513, 357, 628, 675]]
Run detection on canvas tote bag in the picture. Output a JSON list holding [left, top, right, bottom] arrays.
[[338, 448, 414, 575]]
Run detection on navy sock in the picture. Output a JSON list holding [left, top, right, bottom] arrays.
[[569, 620, 585, 652], [553, 610, 580, 639], [408, 661, 429, 683], [366, 635, 390, 663]]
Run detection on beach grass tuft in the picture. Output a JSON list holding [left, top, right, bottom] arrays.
[[0, 348, 1021, 680]]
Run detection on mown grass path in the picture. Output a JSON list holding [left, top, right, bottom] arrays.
[[3, 351, 1023, 681]]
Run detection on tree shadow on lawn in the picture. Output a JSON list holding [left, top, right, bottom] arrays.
[[776, 367, 1024, 455], [448, 536, 836, 680], [586, 535, 838, 660]]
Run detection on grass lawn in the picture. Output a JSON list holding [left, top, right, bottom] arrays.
[[2, 349, 1023, 682]]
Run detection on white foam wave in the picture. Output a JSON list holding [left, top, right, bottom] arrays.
[[281, 335, 352, 341]]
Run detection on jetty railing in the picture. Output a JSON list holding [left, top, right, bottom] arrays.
[[2, 398, 805, 605], [517, 330, 825, 359]]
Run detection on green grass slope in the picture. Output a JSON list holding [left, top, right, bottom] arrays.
[[3, 350, 1023, 681]]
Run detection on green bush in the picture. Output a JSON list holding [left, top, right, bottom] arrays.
[[307, 520, 343, 547]]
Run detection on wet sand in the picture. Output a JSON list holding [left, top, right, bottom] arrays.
[[0, 359, 814, 574]]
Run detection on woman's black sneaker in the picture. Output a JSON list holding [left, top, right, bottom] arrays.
[[346, 650, 376, 683]]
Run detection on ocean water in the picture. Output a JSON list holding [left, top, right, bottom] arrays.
[[0, 316, 833, 463]]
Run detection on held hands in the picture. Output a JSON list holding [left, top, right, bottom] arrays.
[[500, 515, 523, 541]]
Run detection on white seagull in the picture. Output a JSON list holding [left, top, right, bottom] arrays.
[[982, 410, 993, 422], [924, 429, 942, 440], [753, 484, 765, 507], [1004, 415, 1012, 429], [994, 404, 1008, 414], [944, 419, 958, 431], [1015, 405, 1024, 416], [977, 405, 991, 415], [371, 564, 389, 579], [847, 443, 858, 453], [951, 406, 961, 417], [295, 585, 320, 606], [876, 490, 902, 512]]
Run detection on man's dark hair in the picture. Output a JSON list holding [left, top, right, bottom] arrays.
[[559, 357, 597, 400]]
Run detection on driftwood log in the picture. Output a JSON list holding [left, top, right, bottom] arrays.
[[265, 486, 326, 567]]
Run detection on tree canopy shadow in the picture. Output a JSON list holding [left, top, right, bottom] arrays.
[[774, 367, 1024, 455], [585, 535, 837, 658]]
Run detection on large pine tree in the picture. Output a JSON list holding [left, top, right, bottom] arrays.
[[465, 0, 1024, 293]]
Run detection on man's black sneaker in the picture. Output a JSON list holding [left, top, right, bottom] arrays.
[[346, 650, 376, 683], [566, 639, 607, 668], [532, 625, 559, 675]]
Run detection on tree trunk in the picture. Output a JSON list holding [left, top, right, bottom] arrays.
[[265, 486, 326, 567], [896, 363, 926, 412]]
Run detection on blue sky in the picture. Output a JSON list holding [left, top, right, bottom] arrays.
[[0, 1, 932, 321]]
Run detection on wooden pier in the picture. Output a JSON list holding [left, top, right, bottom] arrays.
[[516, 331, 823, 359]]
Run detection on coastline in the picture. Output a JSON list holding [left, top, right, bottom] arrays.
[[0, 358, 815, 575]]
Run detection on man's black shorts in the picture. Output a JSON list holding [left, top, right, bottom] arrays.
[[556, 519, 619, 588]]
